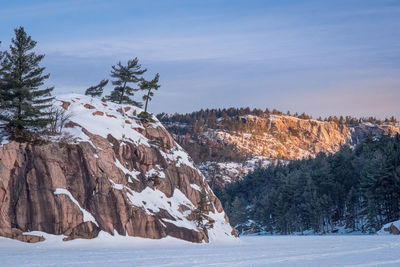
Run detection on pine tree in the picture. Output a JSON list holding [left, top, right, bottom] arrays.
[[141, 73, 160, 113], [0, 41, 4, 99], [193, 188, 214, 230], [106, 58, 147, 106], [0, 41, 3, 62], [0, 41, 4, 119], [345, 187, 357, 230], [229, 196, 247, 227], [0, 27, 54, 139], [85, 79, 108, 97]]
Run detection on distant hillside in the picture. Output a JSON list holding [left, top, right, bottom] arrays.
[[160, 108, 400, 187]]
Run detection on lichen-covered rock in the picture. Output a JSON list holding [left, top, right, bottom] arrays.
[[0, 94, 236, 243]]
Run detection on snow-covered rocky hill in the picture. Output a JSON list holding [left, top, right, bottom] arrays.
[[0, 94, 237, 243]]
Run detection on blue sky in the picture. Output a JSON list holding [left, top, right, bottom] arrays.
[[1, 0, 399, 118]]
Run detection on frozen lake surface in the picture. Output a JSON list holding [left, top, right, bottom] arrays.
[[1, 233, 400, 266]]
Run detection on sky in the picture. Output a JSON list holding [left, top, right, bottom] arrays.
[[0, 0, 399, 119]]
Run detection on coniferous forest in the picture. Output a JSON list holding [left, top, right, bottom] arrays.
[[217, 134, 400, 234]]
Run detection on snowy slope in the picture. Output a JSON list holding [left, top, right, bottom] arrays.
[[58, 94, 151, 146], [0, 94, 236, 243]]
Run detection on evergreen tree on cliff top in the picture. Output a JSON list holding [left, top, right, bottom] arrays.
[[141, 73, 160, 113], [0, 41, 3, 62], [85, 79, 108, 97], [0, 41, 4, 118], [0, 27, 54, 139], [106, 58, 146, 106]]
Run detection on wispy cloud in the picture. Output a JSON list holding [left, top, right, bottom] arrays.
[[1, 0, 399, 118]]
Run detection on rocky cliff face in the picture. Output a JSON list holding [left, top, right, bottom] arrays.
[[0, 95, 236, 243], [165, 114, 400, 186], [206, 115, 400, 160]]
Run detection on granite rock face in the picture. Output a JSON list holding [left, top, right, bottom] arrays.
[[177, 115, 400, 186], [0, 94, 236, 243], [206, 115, 400, 160]]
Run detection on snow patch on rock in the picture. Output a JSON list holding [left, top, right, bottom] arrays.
[[114, 158, 140, 181], [56, 94, 150, 147], [190, 184, 201, 191], [54, 188, 98, 226], [145, 165, 166, 179]]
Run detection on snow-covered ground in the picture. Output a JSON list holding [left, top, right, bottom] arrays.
[[198, 156, 275, 184], [1, 234, 400, 266]]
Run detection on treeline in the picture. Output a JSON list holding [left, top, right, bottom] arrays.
[[216, 134, 400, 234], [159, 107, 398, 130], [0, 27, 160, 142]]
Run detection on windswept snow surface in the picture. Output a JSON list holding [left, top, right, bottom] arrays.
[[1, 235, 400, 266], [56, 94, 150, 147]]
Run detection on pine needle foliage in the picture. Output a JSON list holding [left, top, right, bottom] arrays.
[[141, 73, 160, 113], [107, 58, 146, 106], [85, 79, 108, 97], [193, 188, 214, 231], [0, 27, 54, 139]]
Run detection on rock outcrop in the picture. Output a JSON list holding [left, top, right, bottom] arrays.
[[379, 220, 400, 235], [165, 114, 400, 185], [0, 94, 236, 243], [207, 115, 400, 160], [384, 223, 400, 235]]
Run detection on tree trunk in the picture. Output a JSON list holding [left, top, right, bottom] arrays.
[[119, 81, 127, 104], [144, 89, 151, 113], [17, 95, 22, 122]]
